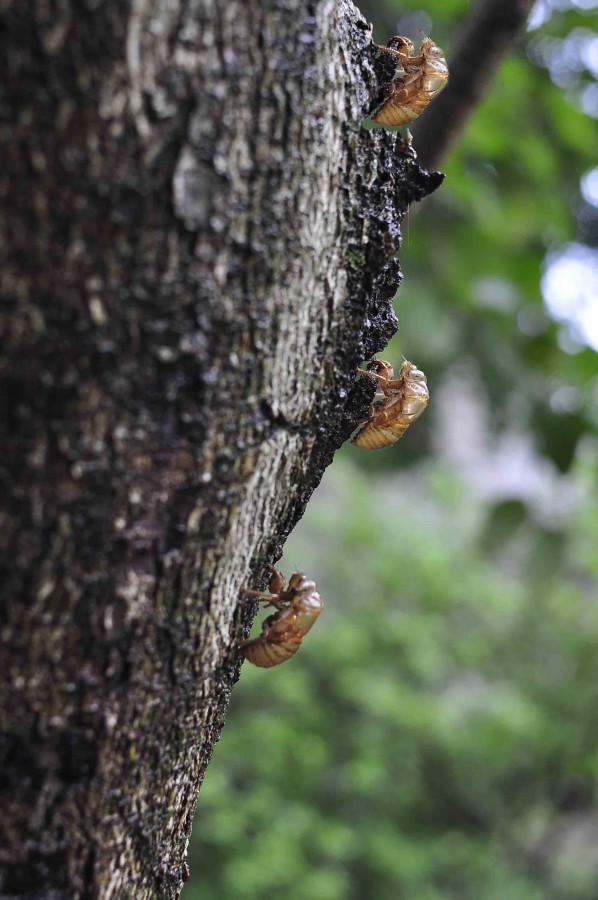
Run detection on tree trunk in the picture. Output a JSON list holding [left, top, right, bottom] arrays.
[[0, 0, 441, 896]]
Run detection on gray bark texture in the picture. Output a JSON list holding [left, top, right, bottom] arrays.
[[0, 0, 442, 896]]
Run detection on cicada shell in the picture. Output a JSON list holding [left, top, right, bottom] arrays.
[[351, 359, 429, 450], [241, 567, 323, 668], [371, 35, 448, 126]]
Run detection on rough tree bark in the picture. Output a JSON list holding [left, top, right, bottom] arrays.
[[0, 0, 441, 896]]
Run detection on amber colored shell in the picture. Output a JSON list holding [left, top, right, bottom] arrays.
[[242, 572, 323, 668], [351, 421, 410, 450], [243, 632, 304, 668], [371, 37, 448, 126], [351, 360, 429, 450]]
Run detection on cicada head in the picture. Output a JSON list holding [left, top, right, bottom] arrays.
[[400, 361, 426, 383], [292, 589, 323, 635], [401, 363, 430, 419], [419, 37, 449, 94], [420, 37, 444, 58], [287, 572, 316, 592]]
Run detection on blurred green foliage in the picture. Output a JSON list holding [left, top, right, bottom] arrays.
[[185, 453, 598, 899], [184, 1, 598, 897]]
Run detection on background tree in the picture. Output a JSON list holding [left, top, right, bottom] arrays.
[[0, 0, 444, 896]]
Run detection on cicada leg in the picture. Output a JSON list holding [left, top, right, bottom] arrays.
[[266, 565, 285, 593], [241, 564, 288, 610], [242, 590, 286, 610], [357, 360, 395, 389]]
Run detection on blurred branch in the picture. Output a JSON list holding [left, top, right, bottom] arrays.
[[411, 0, 536, 170]]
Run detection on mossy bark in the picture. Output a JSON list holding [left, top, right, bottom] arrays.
[[0, 0, 441, 895]]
